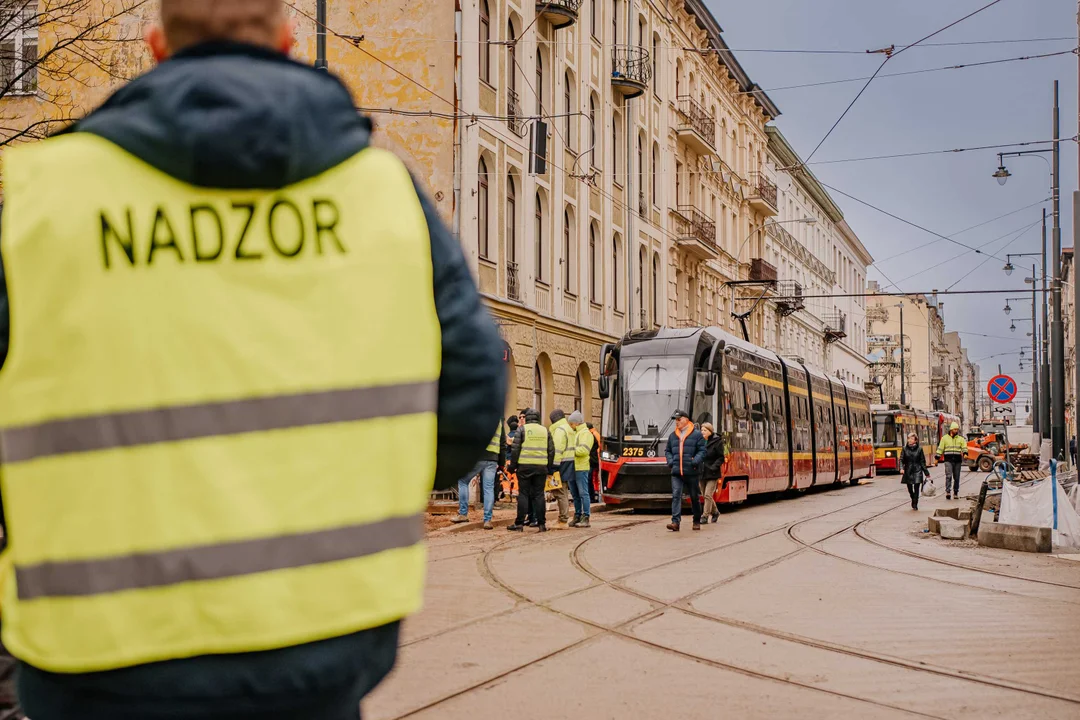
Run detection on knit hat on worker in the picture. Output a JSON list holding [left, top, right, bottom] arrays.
[[568, 411, 585, 425]]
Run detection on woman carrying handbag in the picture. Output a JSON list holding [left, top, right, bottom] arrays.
[[900, 432, 930, 510]]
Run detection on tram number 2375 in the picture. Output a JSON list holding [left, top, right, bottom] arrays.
[[622, 447, 645, 457]]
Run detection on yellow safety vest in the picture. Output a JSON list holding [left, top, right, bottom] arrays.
[[519, 424, 550, 466], [550, 418, 574, 463], [574, 425, 595, 472], [486, 424, 503, 455], [938, 432, 966, 457], [0, 134, 440, 673]]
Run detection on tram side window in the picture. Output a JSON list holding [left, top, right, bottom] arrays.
[[726, 378, 750, 451], [770, 391, 786, 451], [691, 371, 716, 427], [750, 387, 767, 449]]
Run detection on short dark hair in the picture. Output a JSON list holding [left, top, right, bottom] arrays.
[[550, 409, 566, 423]]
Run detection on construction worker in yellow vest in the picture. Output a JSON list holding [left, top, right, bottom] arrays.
[[937, 422, 967, 500], [568, 411, 595, 528], [507, 408, 556, 532], [548, 409, 575, 524], [0, 1, 506, 717], [451, 421, 506, 529]]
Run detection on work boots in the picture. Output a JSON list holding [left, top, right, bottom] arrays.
[[578, 517, 591, 529], [568, 515, 581, 527], [666, 522, 680, 532]]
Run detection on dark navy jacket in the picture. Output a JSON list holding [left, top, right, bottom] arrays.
[[2, 42, 505, 720], [665, 426, 706, 478]]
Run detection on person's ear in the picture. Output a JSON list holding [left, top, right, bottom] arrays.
[[277, 16, 297, 55], [146, 25, 169, 63]]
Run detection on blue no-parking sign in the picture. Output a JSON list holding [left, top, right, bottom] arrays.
[[987, 374, 1017, 404]]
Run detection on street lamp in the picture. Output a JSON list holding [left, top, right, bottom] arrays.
[[993, 165, 1012, 185], [1004, 301, 1012, 315], [1010, 321, 1017, 332], [1003, 261, 1014, 276]]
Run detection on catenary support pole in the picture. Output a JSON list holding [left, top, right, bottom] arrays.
[[1050, 81, 1065, 460], [1042, 209, 1052, 438], [899, 303, 907, 406], [1033, 264, 1040, 436]]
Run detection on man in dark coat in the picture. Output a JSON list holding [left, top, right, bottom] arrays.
[[665, 411, 706, 531], [507, 408, 556, 532]]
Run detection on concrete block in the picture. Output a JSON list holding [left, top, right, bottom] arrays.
[[935, 508, 960, 519], [957, 508, 973, 522], [977, 522, 1053, 553], [927, 516, 942, 534], [939, 518, 969, 540]]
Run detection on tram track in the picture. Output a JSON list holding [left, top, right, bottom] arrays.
[[387, 480, 1080, 719]]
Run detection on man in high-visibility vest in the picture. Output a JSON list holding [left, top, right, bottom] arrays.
[[0, 1, 505, 717], [568, 411, 595, 528], [937, 422, 966, 500], [507, 408, 555, 532], [549, 409, 575, 524]]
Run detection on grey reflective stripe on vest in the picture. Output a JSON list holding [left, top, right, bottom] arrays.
[[0, 381, 438, 464], [16, 513, 425, 600]]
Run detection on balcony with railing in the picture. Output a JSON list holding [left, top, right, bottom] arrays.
[[823, 312, 847, 342], [535, 0, 580, 29], [675, 96, 716, 155], [673, 205, 717, 259], [774, 280, 805, 317], [747, 172, 778, 216], [611, 46, 651, 99], [507, 261, 522, 301], [507, 89, 524, 136]]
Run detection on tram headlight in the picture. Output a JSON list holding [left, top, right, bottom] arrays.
[[885, 451, 894, 458], [601, 451, 617, 462]]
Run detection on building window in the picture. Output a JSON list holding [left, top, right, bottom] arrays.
[[612, 0, 618, 43], [507, 174, 517, 264], [589, 95, 598, 169], [0, 4, 38, 94], [652, 33, 660, 97], [612, 233, 622, 311], [478, 158, 490, 259], [591, 0, 598, 40], [563, 209, 574, 292], [590, 224, 599, 303], [564, 71, 573, 148], [507, 22, 516, 93], [479, 0, 491, 83], [535, 50, 544, 114], [652, 142, 659, 205], [638, 245, 646, 323], [652, 252, 660, 322], [636, 135, 643, 199], [535, 192, 544, 282]]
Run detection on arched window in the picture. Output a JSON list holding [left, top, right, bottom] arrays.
[[534, 192, 544, 282], [507, 22, 516, 93], [651, 141, 659, 205], [591, 0, 598, 39], [533, 363, 543, 413], [589, 95, 598, 169], [612, 0, 618, 43], [535, 51, 544, 114], [612, 233, 622, 311], [638, 17, 646, 46], [563, 209, 574, 292], [478, 157, 490, 259], [479, 0, 491, 83], [675, 59, 682, 98], [652, 33, 660, 97], [589, 224, 599, 303], [574, 371, 584, 413], [611, 115, 617, 177], [507, 174, 517, 264], [563, 71, 573, 148], [638, 245, 646, 324], [651, 252, 660, 323]]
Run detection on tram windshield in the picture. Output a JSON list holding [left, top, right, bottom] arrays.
[[873, 415, 897, 447], [622, 355, 690, 438]]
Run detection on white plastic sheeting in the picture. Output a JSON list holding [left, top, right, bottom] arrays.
[[1000, 471, 1080, 549]]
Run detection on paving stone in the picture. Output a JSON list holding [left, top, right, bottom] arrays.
[[939, 518, 968, 540]]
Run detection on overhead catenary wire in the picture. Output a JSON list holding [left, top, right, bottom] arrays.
[[944, 221, 1042, 291], [800, 0, 1009, 164]]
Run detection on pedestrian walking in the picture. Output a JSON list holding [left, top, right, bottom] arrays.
[[568, 411, 595, 528], [508, 408, 556, 532], [452, 421, 506, 528], [587, 422, 602, 503], [937, 421, 966, 500], [0, 2, 507, 718], [549, 409, 575, 524], [665, 411, 706, 531], [900, 433, 930, 510], [699, 422, 724, 524]]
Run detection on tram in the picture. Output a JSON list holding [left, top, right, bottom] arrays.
[[596, 327, 874, 509], [871, 405, 941, 474]]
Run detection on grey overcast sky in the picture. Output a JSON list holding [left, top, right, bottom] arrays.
[[710, 0, 1077, 402]]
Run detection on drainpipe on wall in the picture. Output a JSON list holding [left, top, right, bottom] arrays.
[[315, 0, 327, 71], [453, 5, 463, 245]]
